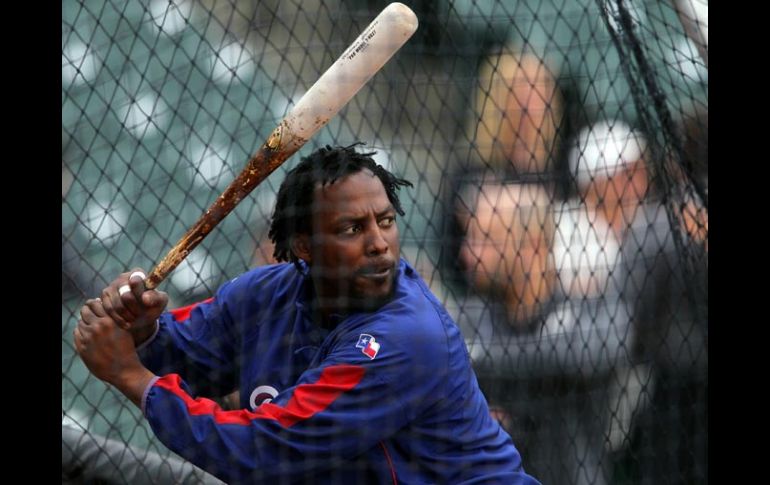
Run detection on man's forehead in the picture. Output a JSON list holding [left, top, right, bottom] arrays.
[[312, 170, 391, 214], [314, 169, 378, 193], [326, 198, 394, 219]]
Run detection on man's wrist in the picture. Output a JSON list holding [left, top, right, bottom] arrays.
[[112, 366, 157, 408], [132, 319, 159, 348]]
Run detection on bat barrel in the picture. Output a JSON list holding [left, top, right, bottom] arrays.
[[282, 2, 418, 145]]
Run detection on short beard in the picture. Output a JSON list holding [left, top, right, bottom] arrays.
[[320, 286, 394, 312], [312, 276, 396, 318]]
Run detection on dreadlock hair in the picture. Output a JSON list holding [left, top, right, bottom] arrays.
[[269, 142, 413, 270]]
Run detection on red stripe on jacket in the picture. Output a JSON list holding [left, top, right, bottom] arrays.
[[169, 297, 214, 323], [154, 365, 366, 427]]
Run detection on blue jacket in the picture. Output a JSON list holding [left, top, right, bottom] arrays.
[[139, 258, 539, 484]]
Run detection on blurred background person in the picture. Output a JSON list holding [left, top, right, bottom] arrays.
[[564, 120, 656, 467], [567, 117, 707, 482], [454, 179, 628, 485], [615, 109, 708, 484], [677, 107, 708, 249], [567, 120, 649, 243], [470, 46, 563, 178], [440, 45, 565, 304]]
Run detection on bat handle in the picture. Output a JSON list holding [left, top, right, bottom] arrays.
[[144, 267, 165, 291], [144, 235, 196, 291]]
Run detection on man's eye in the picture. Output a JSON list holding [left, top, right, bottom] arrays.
[[341, 224, 361, 235], [379, 216, 395, 228]]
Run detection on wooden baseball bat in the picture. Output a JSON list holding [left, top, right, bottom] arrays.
[[144, 3, 418, 290]]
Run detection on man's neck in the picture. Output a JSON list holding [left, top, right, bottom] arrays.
[[308, 280, 394, 328], [311, 295, 351, 328]]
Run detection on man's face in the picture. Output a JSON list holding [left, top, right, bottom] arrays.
[[301, 170, 400, 312], [583, 159, 649, 232], [458, 184, 553, 326], [460, 192, 546, 291]]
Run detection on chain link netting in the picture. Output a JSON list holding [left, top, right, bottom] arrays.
[[62, 0, 707, 483]]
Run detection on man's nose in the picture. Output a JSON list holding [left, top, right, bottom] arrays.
[[365, 225, 389, 255]]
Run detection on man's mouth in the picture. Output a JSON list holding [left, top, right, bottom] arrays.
[[358, 261, 395, 279]]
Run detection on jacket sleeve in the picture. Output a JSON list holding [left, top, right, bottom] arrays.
[[137, 281, 240, 397], [141, 319, 446, 484]]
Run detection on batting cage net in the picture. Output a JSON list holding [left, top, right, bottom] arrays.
[[62, 0, 707, 483]]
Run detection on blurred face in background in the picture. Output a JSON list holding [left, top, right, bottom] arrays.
[[583, 158, 649, 236], [472, 51, 561, 174], [458, 183, 555, 329], [571, 122, 650, 237]]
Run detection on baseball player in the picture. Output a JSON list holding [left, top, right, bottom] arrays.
[[74, 144, 540, 484]]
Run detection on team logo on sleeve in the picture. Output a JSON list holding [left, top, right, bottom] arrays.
[[356, 333, 381, 360], [249, 385, 279, 410]]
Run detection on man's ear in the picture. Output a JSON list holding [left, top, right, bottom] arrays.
[[291, 234, 312, 264]]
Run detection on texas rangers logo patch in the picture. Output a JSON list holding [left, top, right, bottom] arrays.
[[356, 333, 380, 360]]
